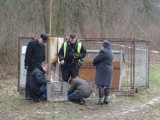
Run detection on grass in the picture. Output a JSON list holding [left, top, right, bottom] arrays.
[[132, 63, 160, 101], [150, 64, 160, 87], [0, 64, 160, 120]]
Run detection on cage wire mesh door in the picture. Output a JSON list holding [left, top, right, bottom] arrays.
[[134, 41, 149, 89]]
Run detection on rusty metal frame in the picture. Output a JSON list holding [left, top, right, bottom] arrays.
[[18, 37, 20, 91], [147, 41, 151, 88], [17, 37, 150, 95]]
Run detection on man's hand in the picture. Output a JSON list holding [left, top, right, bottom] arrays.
[[92, 62, 96, 66], [73, 53, 79, 59], [50, 78, 54, 83], [25, 66, 28, 69], [60, 60, 64, 65], [69, 52, 74, 58]]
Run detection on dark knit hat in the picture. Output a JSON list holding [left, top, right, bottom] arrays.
[[40, 34, 48, 41], [102, 40, 110, 48]]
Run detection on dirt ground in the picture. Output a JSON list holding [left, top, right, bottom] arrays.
[[0, 76, 160, 120]]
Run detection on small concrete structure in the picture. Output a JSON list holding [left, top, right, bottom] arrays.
[[19, 46, 27, 88]]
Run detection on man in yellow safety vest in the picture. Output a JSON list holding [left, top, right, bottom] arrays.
[[58, 33, 87, 82]]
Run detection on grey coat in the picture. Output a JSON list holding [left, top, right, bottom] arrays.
[[93, 40, 113, 87], [68, 77, 93, 98]]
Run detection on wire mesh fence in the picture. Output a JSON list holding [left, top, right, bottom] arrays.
[[79, 38, 150, 95], [18, 37, 150, 95]]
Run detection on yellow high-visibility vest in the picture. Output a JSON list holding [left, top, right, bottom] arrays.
[[63, 41, 82, 58]]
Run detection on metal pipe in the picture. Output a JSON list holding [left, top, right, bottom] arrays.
[[17, 37, 20, 91], [132, 38, 136, 94], [47, 0, 53, 80]]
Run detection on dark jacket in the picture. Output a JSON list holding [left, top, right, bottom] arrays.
[[58, 40, 86, 70], [93, 40, 113, 87], [25, 40, 45, 71], [28, 65, 47, 96], [68, 77, 93, 98]]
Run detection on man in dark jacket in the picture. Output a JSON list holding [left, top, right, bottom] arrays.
[[28, 62, 48, 102], [93, 40, 113, 105], [25, 34, 48, 100], [68, 77, 93, 105], [58, 33, 87, 82]]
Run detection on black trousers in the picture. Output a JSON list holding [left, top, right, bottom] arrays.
[[62, 65, 78, 82], [25, 70, 32, 98]]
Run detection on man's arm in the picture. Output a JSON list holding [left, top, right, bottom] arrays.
[[35, 72, 47, 85], [79, 43, 87, 59], [25, 42, 33, 68], [93, 50, 105, 65], [58, 42, 65, 62], [68, 81, 76, 95], [43, 46, 45, 61]]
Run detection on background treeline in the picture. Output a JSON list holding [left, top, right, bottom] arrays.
[[0, 0, 160, 74]]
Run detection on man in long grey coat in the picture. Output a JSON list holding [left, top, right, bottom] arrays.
[[68, 77, 93, 105], [93, 40, 113, 105]]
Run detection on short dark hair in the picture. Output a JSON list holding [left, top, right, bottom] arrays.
[[69, 33, 76, 39], [41, 61, 48, 67]]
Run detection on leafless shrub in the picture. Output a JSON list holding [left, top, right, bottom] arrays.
[[0, 0, 160, 76]]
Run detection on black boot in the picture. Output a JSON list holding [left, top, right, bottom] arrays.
[[104, 88, 110, 104], [96, 87, 104, 105], [104, 96, 109, 104], [96, 96, 104, 105], [79, 98, 86, 105], [25, 96, 32, 100], [33, 93, 40, 102], [33, 98, 40, 102]]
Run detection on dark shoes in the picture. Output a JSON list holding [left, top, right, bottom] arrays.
[[39, 97, 47, 101], [33, 98, 47, 102], [25, 94, 46, 102], [95, 101, 109, 105], [79, 99, 86, 105], [25, 96, 32, 100], [95, 102, 103, 105], [96, 96, 109, 105], [96, 96, 104, 105], [33, 96, 47, 102], [103, 96, 109, 104], [33, 98, 40, 102], [33, 95, 40, 102], [103, 101, 109, 104]]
